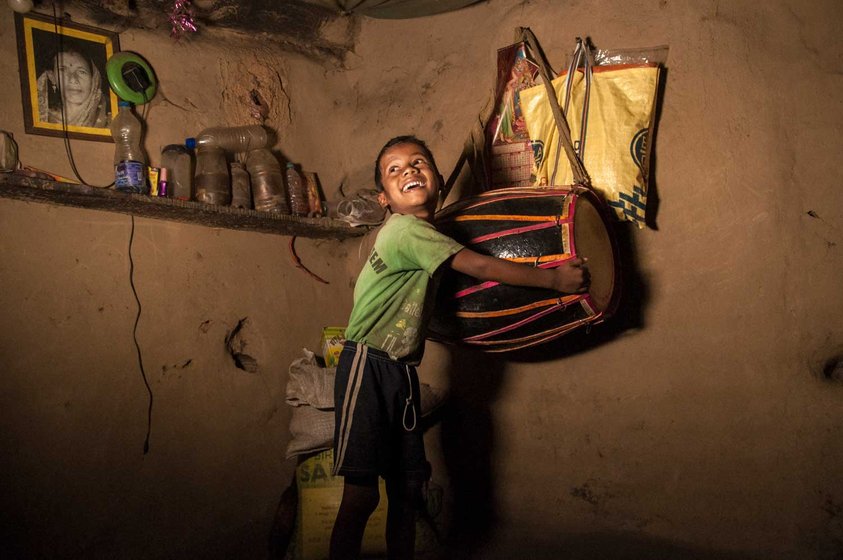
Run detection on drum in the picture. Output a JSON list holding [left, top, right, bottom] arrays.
[[429, 186, 620, 352]]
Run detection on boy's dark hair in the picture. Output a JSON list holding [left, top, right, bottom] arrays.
[[373, 135, 439, 192]]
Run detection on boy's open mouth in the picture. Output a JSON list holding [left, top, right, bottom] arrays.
[[402, 179, 425, 193]]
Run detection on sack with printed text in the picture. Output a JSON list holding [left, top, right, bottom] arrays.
[[519, 38, 666, 226]]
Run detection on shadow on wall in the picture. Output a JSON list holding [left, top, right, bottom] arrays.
[[438, 345, 506, 554], [644, 66, 669, 232], [433, 219, 652, 554]]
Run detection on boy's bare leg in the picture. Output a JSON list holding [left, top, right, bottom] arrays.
[[330, 476, 380, 560], [385, 477, 422, 560]]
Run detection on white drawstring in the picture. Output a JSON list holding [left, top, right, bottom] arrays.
[[402, 365, 417, 432]]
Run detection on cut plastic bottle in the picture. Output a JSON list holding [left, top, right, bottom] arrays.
[[186, 125, 269, 154]]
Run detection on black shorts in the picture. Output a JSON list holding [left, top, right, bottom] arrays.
[[332, 341, 427, 481]]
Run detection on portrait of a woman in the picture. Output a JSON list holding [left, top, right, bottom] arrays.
[[36, 48, 109, 128], [16, 12, 118, 140]]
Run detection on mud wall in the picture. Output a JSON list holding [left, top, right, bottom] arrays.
[[1, 0, 842, 558], [0, 8, 359, 558]]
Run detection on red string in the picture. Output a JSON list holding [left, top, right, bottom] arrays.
[[288, 237, 329, 284]]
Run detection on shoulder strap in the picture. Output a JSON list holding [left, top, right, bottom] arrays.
[[520, 27, 591, 188]]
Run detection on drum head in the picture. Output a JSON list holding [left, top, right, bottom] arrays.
[[573, 194, 616, 312]]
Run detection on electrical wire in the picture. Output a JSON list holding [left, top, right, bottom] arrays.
[[52, 2, 153, 453], [48, 2, 157, 452], [128, 215, 154, 454]]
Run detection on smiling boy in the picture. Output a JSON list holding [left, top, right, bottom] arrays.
[[330, 136, 588, 560]]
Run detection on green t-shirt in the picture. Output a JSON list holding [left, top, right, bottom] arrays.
[[345, 213, 464, 363]]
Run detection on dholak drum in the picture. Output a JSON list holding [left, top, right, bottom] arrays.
[[429, 186, 620, 352]]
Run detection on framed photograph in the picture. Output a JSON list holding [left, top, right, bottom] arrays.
[[15, 12, 120, 142]]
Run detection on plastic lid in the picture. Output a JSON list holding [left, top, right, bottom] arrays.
[[185, 138, 196, 149], [118, 100, 132, 107], [286, 162, 295, 168]]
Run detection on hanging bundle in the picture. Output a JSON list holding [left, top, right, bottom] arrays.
[[429, 29, 622, 353], [519, 32, 665, 226]]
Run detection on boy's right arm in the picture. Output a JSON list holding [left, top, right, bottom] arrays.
[[449, 248, 589, 294]]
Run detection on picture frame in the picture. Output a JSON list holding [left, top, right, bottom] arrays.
[[14, 12, 120, 142]]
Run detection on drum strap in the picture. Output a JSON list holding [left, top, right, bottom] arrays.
[[440, 28, 594, 208], [520, 27, 593, 190], [561, 38, 594, 165]]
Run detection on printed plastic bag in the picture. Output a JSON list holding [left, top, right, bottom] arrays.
[[484, 41, 544, 189], [332, 189, 386, 226], [519, 38, 666, 226]]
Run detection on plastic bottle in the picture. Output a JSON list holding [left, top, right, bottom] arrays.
[[194, 145, 230, 205], [246, 148, 289, 214], [111, 101, 148, 193], [160, 144, 193, 200], [285, 162, 309, 216], [186, 125, 269, 153], [230, 162, 252, 209]]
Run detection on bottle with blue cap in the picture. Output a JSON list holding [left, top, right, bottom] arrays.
[[111, 100, 148, 193]]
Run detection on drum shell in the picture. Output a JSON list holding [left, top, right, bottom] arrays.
[[429, 187, 620, 352]]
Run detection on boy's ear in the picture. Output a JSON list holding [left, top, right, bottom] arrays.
[[377, 191, 389, 209]]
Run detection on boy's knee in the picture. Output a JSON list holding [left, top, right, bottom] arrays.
[[341, 476, 380, 516]]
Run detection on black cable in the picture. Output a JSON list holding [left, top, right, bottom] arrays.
[[50, 2, 152, 452], [128, 215, 154, 454]]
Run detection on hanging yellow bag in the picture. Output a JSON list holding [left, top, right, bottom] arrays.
[[519, 38, 665, 226]]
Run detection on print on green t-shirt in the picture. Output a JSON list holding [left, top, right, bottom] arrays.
[[345, 214, 464, 362]]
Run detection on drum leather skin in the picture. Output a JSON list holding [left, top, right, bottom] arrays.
[[429, 187, 620, 352]]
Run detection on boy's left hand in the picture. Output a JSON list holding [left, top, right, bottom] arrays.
[[552, 257, 590, 294]]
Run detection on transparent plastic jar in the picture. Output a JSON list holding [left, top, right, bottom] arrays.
[[246, 148, 289, 214], [230, 161, 252, 209], [285, 162, 309, 217], [160, 144, 193, 200], [194, 145, 230, 205]]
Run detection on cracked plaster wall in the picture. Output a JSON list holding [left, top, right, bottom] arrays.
[[1, 0, 843, 558]]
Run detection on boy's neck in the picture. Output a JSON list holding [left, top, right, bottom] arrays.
[[392, 209, 434, 222]]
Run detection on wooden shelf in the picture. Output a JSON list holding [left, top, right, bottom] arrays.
[[0, 172, 369, 239]]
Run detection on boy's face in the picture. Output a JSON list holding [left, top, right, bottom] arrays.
[[377, 142, 441, 220]]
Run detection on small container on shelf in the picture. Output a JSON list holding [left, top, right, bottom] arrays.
[[285, 162, 309, 217], [303, 172, 324, 217], [157, 168, 169, 197], [194, 145, 230, 205], [246, 148, 289, 214], [230, 161, 252, 209], [161, 144, 193, 200]]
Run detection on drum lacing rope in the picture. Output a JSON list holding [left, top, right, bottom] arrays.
[[402, 365, 417, 432]]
